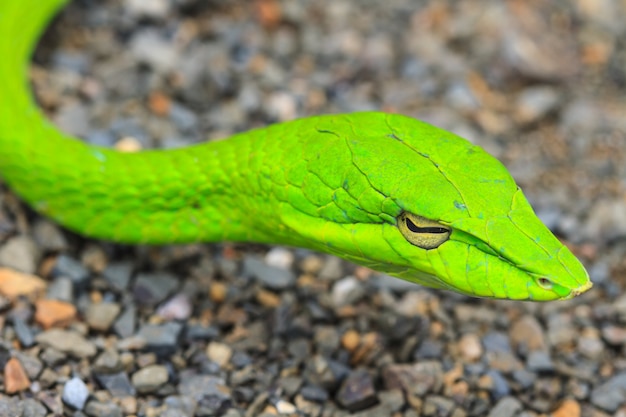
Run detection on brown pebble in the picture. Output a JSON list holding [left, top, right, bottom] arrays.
[[552, 399, 581, 417], [210, 282, 227, 303], [0, 268, 46, 300], [35, 299, 77, 329], [4, 357, 30, 393], [256, 289, 280, 308], [458, 333, 483, 362], [148, 91, 171, 116], [254, 0, 282, 28], [341, 329, 361, 352]]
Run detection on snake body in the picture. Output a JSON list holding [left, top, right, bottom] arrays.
[[0, 0, 591, 300]]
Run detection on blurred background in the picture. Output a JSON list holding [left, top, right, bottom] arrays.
[[0, 0, 624, 415]]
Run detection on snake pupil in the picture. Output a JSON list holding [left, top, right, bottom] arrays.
[[405, 218, 448, 234]]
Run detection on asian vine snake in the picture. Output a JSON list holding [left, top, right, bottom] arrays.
[[0, 0, 591, 301]]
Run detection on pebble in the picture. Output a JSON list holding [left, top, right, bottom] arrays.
[[131, 365, 169, 393], [136, 322, 183, 355], [486, 396, 522, 417], [4, 357, 30, 394], [133, 272, 179, 306], [382, 362, 443, 397], [34, 299, 76, 329], [62, 377, 90, 410], [0, 236, 39, 273], [85, 302, 121, 331], [113, 306, 137, 338], [207, 342, 233, 368], [552, 399, 581, 417], [336, 369, 377, 412], [102, 262, 133, 292], [125, 0, 170, 19], [243, 256, 296, 290], [51, 255, 90, 288], [46, 277, 73, 302], [591, 372, 626, 413], [0, 268, 46, 300], [331, 276, 365, 308], [509, 315, 546, 353], [156, 293, 192, 320], [458, 333, 483, 362], [13, 317, 35, 347], [84, 400, 123, 417], [35, 329, 97, 358]]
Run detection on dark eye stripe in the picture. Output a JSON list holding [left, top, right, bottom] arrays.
[[405, 218, 449, 234]]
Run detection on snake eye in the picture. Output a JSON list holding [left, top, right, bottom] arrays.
[[397, 212, 451, 249], [537, 277, 553, 290]]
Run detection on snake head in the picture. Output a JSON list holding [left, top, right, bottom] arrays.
[[273, 112, 591, 301]]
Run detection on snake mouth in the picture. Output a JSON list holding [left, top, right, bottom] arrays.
[[568, 280, 593, 299]]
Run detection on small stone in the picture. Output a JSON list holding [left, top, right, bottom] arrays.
[[177, 374, 231, 404], [264, 247, 294, 270], [62, 376, 89, 410], [86, 302, 121, 331], [256, 289, 281, 308], [526, 350, 554, 372], [93, 350, 122, 374], [243, 256, 295, 290], [509, 315, 546, 353], [132, 365, 169, 394], [383, 362, 443, 396], [14, 352, 42, 380], [552, 399, 581, 417], [341, 329, 361, 352], [601, 326, 626, 346], [275, 400, 296, 414], [21, 398, 47, 417], [113, 306, 136, 338], [84, 400, 123, 417], [0, 268, 46, 300], [458, 333, 483, 362], [207, 342, 233, 368], [102, 262, 133, 292], [591, 372, 626, 413], [210, 282, 228, 303], [34, 299, 76, 329], [13, 317, 35, 347], [331, 276, 365, 308], [378, 389, 405, 412], [46, 277, 73, 302], [136, 322, 183, 355], [36, 329, 97, 358], [51, 255, 90, 288], [0, 236, 39, 273], [336, 369, 377, 412], [133, 272, 178, 306], [487, 396, 522, 417], [156, 293, 192, 320], [4, 357, 31, 393], [300, 385, 329, 402], [125, 0, 170, 19]]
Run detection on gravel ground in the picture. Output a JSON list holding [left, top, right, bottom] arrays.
[[1, 0, 626, 416]]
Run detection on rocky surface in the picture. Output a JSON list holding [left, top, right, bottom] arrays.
[[0, 0, 625, 416]]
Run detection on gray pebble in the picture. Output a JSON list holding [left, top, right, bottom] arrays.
[[21, 398, 47, 417], [178, 374, 231, 403], [12, 317, 35, 348], [14, 352, 42, 380], [36, 329, 97, 358], [32, 220, 68, 251], [93, 350, 122, 374], [422, 396, 456, 417], [133, 271, 178, 306], [62, 377, 90, 410], [136, 321, 183, 355], [52, 255, 90, 288], [84, 400, 123, 417], [301, 385, 329, 403], [132, 365, 169, 393], [242, 256, 295, 290], [86, 302, 121, 331], [514, 86, 560, 124], [46, 277, 74, 303], [113, 306, 136, 338], [102, 262, 133, 291], [526, 350, 554, 372], [486, 396, 522, 417], [0, 236, 39, 274], [331, 276, 365, 308], [591, 372, 626, 412]]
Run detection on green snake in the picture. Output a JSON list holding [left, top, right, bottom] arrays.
[[0, 0, 592, 301]]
